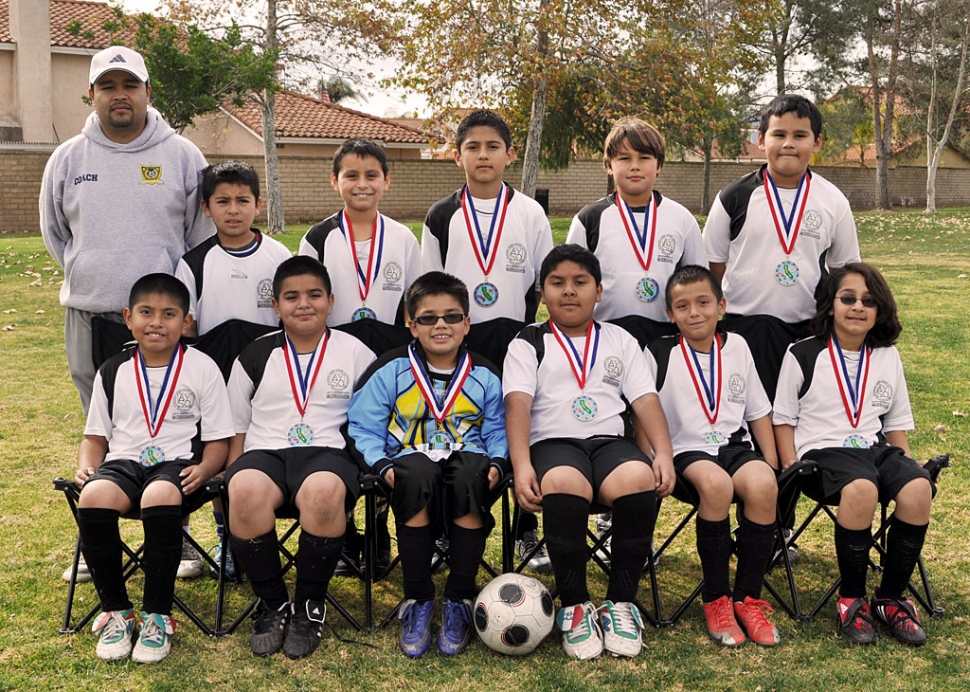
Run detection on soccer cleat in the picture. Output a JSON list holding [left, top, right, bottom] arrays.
[[283, 599, 327, 659], [733, 597, 780, 646], [600, 600, 645, 657], [703, 595, 745, 647], [594, 513, 612, 565], [62, 555, 92, 583], [772, 528, 799, 568], [557, 601, 604, 660], [871, 593, 926, 646], [250, 600, 291, 657], [515, 531, 552, 573], [836, 596, 878, 645], [211, 542, 237, 580], [398, 599, 434, 658], [92, 609, 136, 661], [132, 612, 175, 664], [432, 537, 449, 573], [437, 599, 473, 655], [176, 538, 205, 579]]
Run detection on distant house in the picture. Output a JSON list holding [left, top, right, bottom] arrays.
[[0, 0, 431, 158]]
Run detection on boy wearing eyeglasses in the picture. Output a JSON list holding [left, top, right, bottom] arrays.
[[348, 271, 509, 658]]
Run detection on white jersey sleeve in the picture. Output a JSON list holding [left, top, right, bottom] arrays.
[[702, 195, 732, 264], [420, 222, 445, 273], [771, 348, 802, 427], [502, 337, 539, 398], [84, 370, 114, 439], [227, 358, 256, 435], [174, 258, 199, 319]]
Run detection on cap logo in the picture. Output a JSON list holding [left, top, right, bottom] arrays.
[[109, 54, 127, 64]]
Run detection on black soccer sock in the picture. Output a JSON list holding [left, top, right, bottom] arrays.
[[878, 518, 928, 600], [543, 493, 591, 607], [230, 530, 289, 608], [397, 524, 436, 602], [606, 491, 656, 603], [835, 523, 873, 599], [78, 507, 132, 612], [516, 511, 539, 540], [732, 516, 776, 602], [444, 524, 488, 601], [696, 517, 733, 603], [293, 529, 344, 605], [141, 505, 183, 615]]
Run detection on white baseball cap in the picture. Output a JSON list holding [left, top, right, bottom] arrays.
[[89, 46, 150, 85]]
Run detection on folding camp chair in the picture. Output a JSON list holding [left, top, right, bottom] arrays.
[[54, 477, 223, 636], [763, 454, 950, 621]]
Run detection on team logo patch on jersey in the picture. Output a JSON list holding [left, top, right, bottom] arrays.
[[326, 369, 350, 399], [602, 355, 623, 387], [803, 209, 822, 230], [171, 387, 196, 420], [383, 261, 403, 290], [231, 269, 248, 280], [872, 380, 893, 409], [139, 165, 164, 185], [505, 243, 527, 273], [657, 234, 676, 263], [727, 373, 746, 404], [256, 278, 273, 308]]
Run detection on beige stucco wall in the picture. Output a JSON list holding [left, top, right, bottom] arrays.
[[0, 49, 16, 123], [50, 52, 95, 143]]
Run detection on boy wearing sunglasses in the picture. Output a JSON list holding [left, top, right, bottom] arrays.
[[348, 271, 509, 658]]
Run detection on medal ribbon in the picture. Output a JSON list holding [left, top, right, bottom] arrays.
[[550, 320, 600, 392], [679, 335, 722, 425], [408, 343, 472, 426], [339, 211, 384, 305], [461, 183, 510, 278], [135, 344, 184, 439], [283, 331, 329, 419], [828, 336, 870, 429], [763, 169, 811, 255], [615, 192, 657, 272]]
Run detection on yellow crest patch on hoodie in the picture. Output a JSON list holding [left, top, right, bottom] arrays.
[[139, 165, 163, 184]]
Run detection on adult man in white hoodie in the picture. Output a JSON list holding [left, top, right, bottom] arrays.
[[40, 46, 212, 414]]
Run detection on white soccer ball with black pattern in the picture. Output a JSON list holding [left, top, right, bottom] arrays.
[[474, 573, 555, 655]]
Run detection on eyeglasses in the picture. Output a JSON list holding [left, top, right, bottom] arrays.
[[838, 294, 877, 308], [412, 313, 466, 326]]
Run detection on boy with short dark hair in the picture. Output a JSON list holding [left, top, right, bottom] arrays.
[[75, 273, 234, 663], [225, 256, 375, 660], [175, 160, 292, 578], [422, 110, 555, 572], [567, 117, 707, 347], [503, 244, 675, 660], [348, 271, 508, 658], [646, 265, 780, 647]]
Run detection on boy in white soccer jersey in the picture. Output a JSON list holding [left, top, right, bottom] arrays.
[[422, 110, 555, 572], [348, 272, 509, 658], [175, 161, 292, 578], [75, 274, 234, 664], [224, 256, 376, 659], [645, 265, 780, 647], [567, 117, 707, 349], [503, 244, 675, 660], [773, 263, 933, 646], [703, 94, 860, 400]]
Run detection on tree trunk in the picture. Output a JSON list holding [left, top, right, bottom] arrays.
[[520, 0, 549, 199], [262, 0, 285, 234]]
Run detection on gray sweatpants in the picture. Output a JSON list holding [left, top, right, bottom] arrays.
[[64, 308, 125, 414]]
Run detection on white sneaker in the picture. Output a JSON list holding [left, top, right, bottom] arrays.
[[62, 555, 92, 582], [92, 609, 135, 661], [515, 531, 552, 573], [600, 600, 645, 657], [557, 601, 604, 660], [177, 539, 205, 579], [594, 513, 612, 565], [132, 612, 175, 664]]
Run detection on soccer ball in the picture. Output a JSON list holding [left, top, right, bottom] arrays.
[[474, 573, 555, 655]]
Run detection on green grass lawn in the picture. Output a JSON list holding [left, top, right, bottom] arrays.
[[0, 211, 968, 691]]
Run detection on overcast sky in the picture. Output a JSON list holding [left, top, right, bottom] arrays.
[[114, 0, 427, 118]]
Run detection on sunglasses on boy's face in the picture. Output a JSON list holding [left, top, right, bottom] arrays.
[[412, 313, 467, 326], [838, 294, 877, 308]]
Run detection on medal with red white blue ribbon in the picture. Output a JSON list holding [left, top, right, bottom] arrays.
[[616, 192, 660, 302], [550, 320, 600, 421], [134, 344, 184, 466], [828, 335, 871, 448], [763, 169, 811, 286], [461, 183, 509, 307], [339, 210, 384, 320], [409, 343, 471, 447], [679, 334, 725, 445], [283, 331, 329, 445]]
